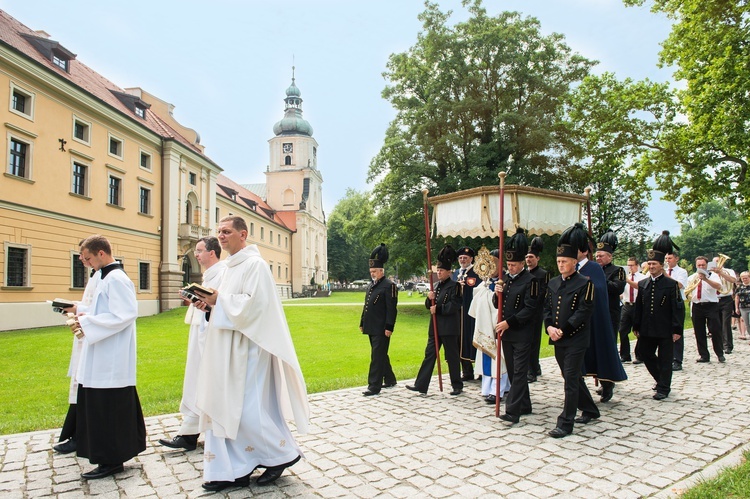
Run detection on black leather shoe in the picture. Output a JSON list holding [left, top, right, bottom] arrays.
[[81, 464, 124, 480], [696, 357, 710, 363], [499, 413, 519, 424], [620, 357, 632, 363], [381, 382, 397, 388], [257, 455, 301, 486], [53, 438, 76, 454], [450, 389, 462, 396], [719, 356, 726, 363], [725, 349, 732, 354], [202, 473, 250, 492], [672, 362, 682, 371], [600, 383, 614, 403], [575, 414, 598, 424], [362, 390, 379, 396], [485, 394, 496, 404], [632, 359, 643, 365], [548, 427, 570, 438], [405, 385, 427, 394], [158, 435, 198, 451], [527, 373, 537, 383], [595, 386, 603, 395], [461, 374, 475, 381], [653, 392, 668, 400]]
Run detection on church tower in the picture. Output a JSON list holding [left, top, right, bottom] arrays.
[[266, 69, 327, 292]]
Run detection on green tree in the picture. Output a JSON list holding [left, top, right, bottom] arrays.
[[370, 0, 596, 270], [621, 0, 750, 216], [327, 189, 377, 283]]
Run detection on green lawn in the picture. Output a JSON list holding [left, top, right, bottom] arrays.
[[0, 293, 692, 435]]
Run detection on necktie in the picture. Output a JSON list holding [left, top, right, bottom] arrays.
[[668, 268, 672, 276], [630, 273, 635, 302], [575, 262, 580, 271], [697, 280, 702, 300]]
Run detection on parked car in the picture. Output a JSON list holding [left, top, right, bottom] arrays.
[[415, 282, 430, 293]]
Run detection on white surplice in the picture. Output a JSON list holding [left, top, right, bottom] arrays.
[[178, 260, 226, 435], [67, 270, 101, 403], [469, 283, 510, 397], [196, 245, 309, 482]]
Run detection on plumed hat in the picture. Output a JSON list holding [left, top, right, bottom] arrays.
[[557, 222, 592, 259], [369, 243, 389, 269], [648, 230, 680, 264], [436, 244, 457, 271], [489, 248, 500, 258], [596, 229, 617, 254], [456, 246, 476, 260], [505, 227, 529, 262], [528, 236, 544, 257]]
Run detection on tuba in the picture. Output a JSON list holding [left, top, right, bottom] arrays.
[[715, 253, 733, 295]]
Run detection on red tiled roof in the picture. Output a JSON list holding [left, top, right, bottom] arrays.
[[276, 211, 298, 232], [0, 9, 212, 160], [216, 174, 293, 231]]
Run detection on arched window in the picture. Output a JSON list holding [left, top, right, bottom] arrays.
[[284, 155, 292, 165], [185, 200, 192, 224], [283, 188, 295, 206]]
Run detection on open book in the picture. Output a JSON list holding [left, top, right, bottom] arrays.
[[182, 283, 214, 295], [48, 298, 76, 313]]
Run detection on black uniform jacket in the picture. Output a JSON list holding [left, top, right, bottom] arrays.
[[424, 277, 462, 337], [543, 273, 595, 349], [360, 277, 398, 335], [632, 274, 684, 338], [492, 269, 539, 343], [602, 262, 627, 311], [529, 265, 550, 313]]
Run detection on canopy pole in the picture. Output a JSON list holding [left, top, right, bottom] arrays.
[[422, 188, 443, 392], [495, 172, 506, 417]]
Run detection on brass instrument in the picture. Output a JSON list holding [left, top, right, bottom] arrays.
[[715, 253, 733, 295], [684, 274, 701, 300]]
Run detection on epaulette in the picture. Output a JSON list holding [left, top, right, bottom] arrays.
[[584, 281, 595, 302], [530, 280, 539, 298], [617, 267, 626, 280], [390, 282, 397, 298], [544, 272, 551, 284]]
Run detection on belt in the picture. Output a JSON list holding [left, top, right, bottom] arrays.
[[718, 295, 733, 301]]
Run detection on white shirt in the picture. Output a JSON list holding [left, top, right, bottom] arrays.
[[690, 271, 722, 304], [666, 265, 689, 300], [621, 270, 648, 304]]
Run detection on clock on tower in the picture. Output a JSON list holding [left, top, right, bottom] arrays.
[[282, 143, 293, 154]]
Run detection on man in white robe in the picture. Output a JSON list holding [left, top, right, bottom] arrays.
[[194, 216, 309, 491], [54, 242, 101, 454], [159, 236, 226, 451], [74, 235, 146, 479]]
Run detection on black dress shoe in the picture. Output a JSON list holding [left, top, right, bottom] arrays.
[[362, 390, 379, 396], [672, 362, 682, 371], [158, 435, 198, 451], [53, 438, 76, 454], [600, 383, 614, 403], [405, 385, 427, 394], [632, 359, 643, 365], [725, 349, 732, 354], [620, 357, 632, 363], [719, 356, 726, 363], [548, 427, 570, 438], [485, 394, 496, 404], [461, 374, 475, 381], [696, 357, 710, 363], [381, 382, 397, 388], [81, 464, 124, 480], [450, 389, 462, 396], [257, 455, 301, 486], [574, 414, 598, 424], [499, 413, 519, 423], [527, 373, 537, 383], [653, 392, 668, 400], [202, 473, 250, 492]]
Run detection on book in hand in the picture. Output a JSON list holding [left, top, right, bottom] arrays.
[[182, 283, 214, 295], [48, 298, 76, 313], [180, 289, 212, 311]]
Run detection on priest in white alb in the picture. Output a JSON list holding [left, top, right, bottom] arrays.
[[193, 216, 309, 492]]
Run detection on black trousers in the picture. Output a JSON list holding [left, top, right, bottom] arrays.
[[502, 340, 532, 417], [415, 333, 462, 393], [59, 404, 76, 442], [553, 345, 599, 433], [528, 316, 544, 375], [692, 302, 724, 360], [367, 334, 396, 393], [618, 303, 635, 360], [718, 296, 734, 351], [639, 335, 674, 395]]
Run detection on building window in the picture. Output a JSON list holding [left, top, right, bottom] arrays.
[[139, 186, 151, 214], [250, 223, 254, 236], [284, 155, 292, 165], [270, 230, 273, 244], [215, 207, 220, 223], [269, 263, 273, 273], [108, 135, 123, 159], [285, 267, 288, 279], [9, 138, 28, 178], [52, 53, 69, 71], [138, 262, 150, 291], [285, 237, 288, 248], [189, 172, 197, 185], [134, 105, 145, 118], [72, 253, 85, 289], [5, 243, 30, 287], [108, 175, 122, 206], [278, 234, 281, 246], [72, 162, 87, 196], [140, 151, 151, 170], [72, 117, 90, 144], [9, 84, 34, 119], [261, 227, 264, 240], [277, 265, 281, 278]]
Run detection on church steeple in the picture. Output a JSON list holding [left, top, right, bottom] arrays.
[[273, 66, 313, 137]]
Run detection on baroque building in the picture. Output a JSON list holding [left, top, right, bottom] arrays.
[[0, 10, 326, 330]]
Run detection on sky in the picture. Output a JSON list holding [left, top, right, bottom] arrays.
[[0, 0, 681, 235]]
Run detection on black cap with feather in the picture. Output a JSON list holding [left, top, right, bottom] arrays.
[[557, 222, 593, 258], [505, 227, 529, 262], [648, 230, 679, 264], [596, 229, 618, 254], [528, 236, 544, 257], [369, 243, 389, 269], [436, 244, 457, 271]]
